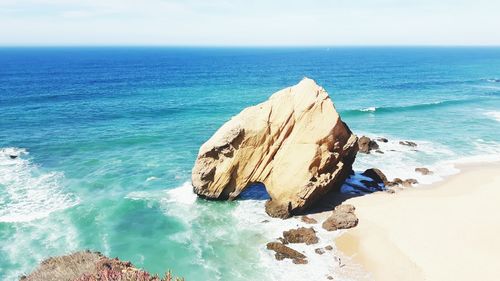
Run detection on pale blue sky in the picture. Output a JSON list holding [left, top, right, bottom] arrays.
[[1, 0, 499, 46]]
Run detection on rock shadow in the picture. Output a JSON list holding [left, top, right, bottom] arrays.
[[238, 182, 271, 201], [304, 171, 386, 215]]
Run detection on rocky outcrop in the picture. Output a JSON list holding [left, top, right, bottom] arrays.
[[282, 227, 319, 245], [322, 204, 359, 231], [20, 251, 182, 281], [192, 78, 358, 218], [358, 136, 379, 154], [266, 242, 307, 264]]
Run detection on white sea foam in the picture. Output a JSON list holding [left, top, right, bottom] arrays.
[[485, 78, 500, 83], [484, 111, 500, 122], [360, 106, 376, 112], [352, 134, 458, 186], [0, 147, 79, 223], [146, 176, 159, 182], [2, 215, 81, 281], [165, 181, 198, 205]]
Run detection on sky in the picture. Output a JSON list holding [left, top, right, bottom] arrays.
[[1, 0, 499, 46]]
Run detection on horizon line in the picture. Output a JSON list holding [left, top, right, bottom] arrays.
[[1, 44, 500, 48]]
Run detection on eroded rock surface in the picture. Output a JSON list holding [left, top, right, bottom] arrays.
[[192, 78, 358, 218], [266, 242, 307, 264], [282, 227, 319, 245], [358, 136, 379, 154]]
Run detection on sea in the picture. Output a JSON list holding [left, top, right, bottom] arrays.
[[1, 47, 500, 281]]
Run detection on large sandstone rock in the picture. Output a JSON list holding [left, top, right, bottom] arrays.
[[192, 78, 358, 218]]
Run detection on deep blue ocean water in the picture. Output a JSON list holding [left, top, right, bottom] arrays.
[[1, 47, 500, 280]]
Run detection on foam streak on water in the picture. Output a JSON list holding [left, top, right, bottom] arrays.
[[0, 147, 78, 223]]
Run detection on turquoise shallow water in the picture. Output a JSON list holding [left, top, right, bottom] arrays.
[[1, 47, 500, 280]]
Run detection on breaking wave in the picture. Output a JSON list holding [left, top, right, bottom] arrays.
[[341, 98, 476, 117], [0, 147, 79, 223]]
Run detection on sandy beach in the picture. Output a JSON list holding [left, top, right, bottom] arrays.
[[335, 162, 500, 281]]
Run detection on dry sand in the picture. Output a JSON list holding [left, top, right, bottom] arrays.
[[335, 162, 500, 281]]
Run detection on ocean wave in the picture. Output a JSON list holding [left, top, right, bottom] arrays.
[[341, 99, 475, 117], [0, 147, 79, 223], [485, 78, 500, 83], [359, 106, 377, 112]]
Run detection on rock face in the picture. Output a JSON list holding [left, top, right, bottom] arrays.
[[322, 204, 359, 231], [266, 242, 307, 264], [21, 251, 182, 281], [358, 136, 379, 154], [282, 227, 319, 245], [192, 78, 358, 218]]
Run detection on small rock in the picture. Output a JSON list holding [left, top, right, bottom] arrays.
[[399, 140, 417, 147], [362, 168, 389, 186], [266, 242, 306, 261], [376, 137, 388, 143], [301, 216, 317, 224], [283, 227, 319, 245], [386, 177, 403, 187], [385, 189, 396, 194], [327, 276, 334, 280], [322, 204, 359, 231], [375, 150, 384, 154], [415, 167, 433, 175], [403, 178, 418, 187], [393, 178, 403, 185], [325, 245, 333, 251], [9, 155, 18, 159], [358, 136, 379, 154], [261, 220, 270, 223], [315, 248, 325, 255]]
